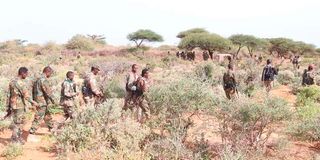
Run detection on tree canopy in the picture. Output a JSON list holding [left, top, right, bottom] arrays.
[[229, 34, 268, 57], [178, 33, 231, 54], [176, 28, 209, 39], [127, 29, 163, 48], [65, 34, 95, 51]]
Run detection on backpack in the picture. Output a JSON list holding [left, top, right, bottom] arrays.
[[263, 66, 276, 81], [302, 70, 314, 86], [223, 72, 236, 89]]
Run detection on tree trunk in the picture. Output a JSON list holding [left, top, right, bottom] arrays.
[[236, 46, 242, 58]]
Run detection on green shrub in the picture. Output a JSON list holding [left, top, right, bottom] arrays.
[[277, 70, 295, 85], [194, 62, 225, 86], [65, 34, 94, 51], [1, 143, 23, 159], [161, 55, 178, 67], [296, 86, 320, 107], [104, 77, 126, 98]]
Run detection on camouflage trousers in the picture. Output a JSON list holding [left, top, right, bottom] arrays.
[[84, 96, 101, 108], [134, 95, 151, 123], [123, 91, 135, 111], [263, 80, 273, 93], [224, 88, 236, 100], [11, 109, 26, 142], [29, 105, 53, 134]]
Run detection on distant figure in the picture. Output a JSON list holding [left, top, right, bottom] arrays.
[[181, 51, 186, 60], [261, 59, 278, 92], [82, 65, 103, 107], [202, 51, 209, 61], [60, 71, 78, 121], [8, 67, 38, 144], [29, 66, 56, 134], [292, 55, 301, 70], [223, 64, 237, 100], [176, 51, 180, 58], [302, 64, 316, 86]]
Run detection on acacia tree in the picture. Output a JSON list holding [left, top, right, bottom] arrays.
[[127, 29, 163, 48], [316, 48, 320, 54], [178, 33, 231, 59], [229, 34, 267, 58], [87, 34, 106, 45], [176, 28, 209, 39], [291, 41, 315, 55], [267, 38, 295, 58]]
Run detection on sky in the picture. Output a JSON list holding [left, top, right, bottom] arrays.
[[0, 0, 319, 47]]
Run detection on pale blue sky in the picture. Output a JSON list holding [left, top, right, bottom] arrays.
[[0, 0, 319, 47]]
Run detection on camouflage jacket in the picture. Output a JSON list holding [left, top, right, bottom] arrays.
[[8, 78, 33, 110], [126, 72, 139, 91], [33, 74, 55, 106], [60, 79, 77, 106], [82, 72, 101, 97]]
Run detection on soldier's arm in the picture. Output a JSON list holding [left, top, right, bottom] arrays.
[[261, 68, 266, 81], [18, 82, 38, 106], [41, 80, 56, 104], [89, 78, 102, 96]]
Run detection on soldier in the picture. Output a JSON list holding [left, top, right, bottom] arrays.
[[29, 66, 56, 134], [292, 55, 301, 70], [123, 64, 139, 112], [135, 68, 151, 123], [203, 51, 209, 61], [60, 71, 78, 121], [302, 64, 316, 86], [223, 64, 237, 100], [7, 67, 38, 143], [261, 59, 278, 92], [176, 51, 180, 58], [181, 51, 186, 60], [82, 65, 103, 107]]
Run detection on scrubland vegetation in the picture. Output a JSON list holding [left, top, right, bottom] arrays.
[[0, 29, 320, 159]]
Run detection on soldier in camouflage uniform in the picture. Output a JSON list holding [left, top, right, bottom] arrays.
[[123, 64, 139, 112], [29, 66, 56, 134], [8, 67, 38, 143], [135, 68, 151, 123], [223, 64, 237, 100], [60, 71, 78, 120], [82, 65, 103, 107]]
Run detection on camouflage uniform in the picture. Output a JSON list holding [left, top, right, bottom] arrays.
[[302, 70, 316, 86], [123, 72, 139, 111], [29, 74, 56, 134], [135, 77, 151, 122], [223, 69, 237, 100], [82, 72, 102, 107], [60, 78, 77, 119], [8, 78, 34, 142], [261, 64, 277, 92]]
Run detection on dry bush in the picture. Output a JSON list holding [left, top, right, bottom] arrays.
[[213, 97, 291, 152], [277, 70, 295, 85]]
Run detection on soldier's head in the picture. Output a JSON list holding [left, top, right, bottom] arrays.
[[91, 65, 100, 75], [227, 56, 232, 61], [66, 71, 75, 81], [132, 64, 138, 73], [43, 66, 53, 78], [308, 64, 315, 71], [18, 67, 29, 79], [267, 59, 272, 65], [141, 68, 149, 78]]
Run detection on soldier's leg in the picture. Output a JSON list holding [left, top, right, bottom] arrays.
[[224, 89, 231, 100], [140, 97, 151, 121], [29, 105, 47, 134], [44, 107, 54, 130], [122, 91, 132, 111], [11, 109, 25, 143]]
